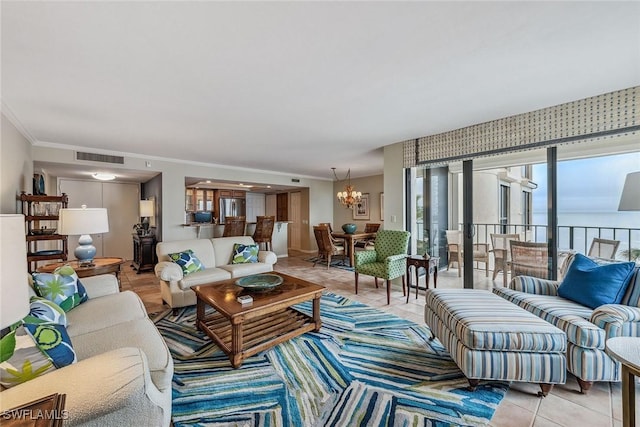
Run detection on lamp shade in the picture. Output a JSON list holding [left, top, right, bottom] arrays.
[[58, 206, 109, 235], [1, 215, 30, 330], [139, 200, 154, 218], [618, 172, 640, 211]]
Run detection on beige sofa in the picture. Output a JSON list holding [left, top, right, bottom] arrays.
[[0, 274, 173, 427], [155, 236, 278, 308]]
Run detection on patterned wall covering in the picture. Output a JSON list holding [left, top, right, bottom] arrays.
[[403, 86, 639, 167]]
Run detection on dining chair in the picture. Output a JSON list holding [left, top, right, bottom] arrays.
[[222, 216, 246, 237], [355, 223, 380, 249], [445, 230, 489, 277], [313, 225, 347, 269], [587, 238, 620, 259], [252, 216, 275, 251], [319, 222, 345, 245], [354, 229, 410, 305], [509, 241, 550, 279], [490, 233, 521, 286]]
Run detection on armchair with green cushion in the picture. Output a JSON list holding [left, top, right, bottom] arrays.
[[354, 229, 410, 305]]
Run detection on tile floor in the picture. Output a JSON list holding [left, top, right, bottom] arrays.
[[119, 254, 638, 427]]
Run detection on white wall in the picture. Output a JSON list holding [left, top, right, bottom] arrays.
[[332, 174, 383, 230], [1, 113, 33, 213], [31, 145, 334, 251], [383, 142, 405, 231]]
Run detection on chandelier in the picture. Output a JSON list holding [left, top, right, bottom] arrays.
[[332, 168, 362, 209]]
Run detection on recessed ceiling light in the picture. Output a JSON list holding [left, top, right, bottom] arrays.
[[92, 173, 116, 181]]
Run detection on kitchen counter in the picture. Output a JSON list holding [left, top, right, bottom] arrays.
[[182, 221, 290, 257]]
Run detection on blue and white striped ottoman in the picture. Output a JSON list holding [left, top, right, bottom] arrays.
[[425, 289, 567, 396]]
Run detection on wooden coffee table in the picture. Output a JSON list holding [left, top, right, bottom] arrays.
[[193, 272, 324, 368]]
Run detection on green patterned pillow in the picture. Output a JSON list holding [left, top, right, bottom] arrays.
[[0, 321, 78, 388], [169, 249, 205, 275], [24, 296, 67, 327], [32, 265, 89, 312], [24, 323, 76, 368], [231, 243, 259, 264]]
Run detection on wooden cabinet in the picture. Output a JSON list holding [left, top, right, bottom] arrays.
[[276, 193, 289, 221], [217, 190, 246, 198], [185, 188, 214, 212], [132, 234, 157, 273], [20, 192, 69, 273]]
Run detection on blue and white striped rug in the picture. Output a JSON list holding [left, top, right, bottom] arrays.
[[154, 292, 508, 426]]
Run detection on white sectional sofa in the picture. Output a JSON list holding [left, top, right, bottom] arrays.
[[155, 235, 278, 308], [0, 274, 173, 426]]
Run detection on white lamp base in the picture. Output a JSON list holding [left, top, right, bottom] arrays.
[[75, 234, 96, 266]]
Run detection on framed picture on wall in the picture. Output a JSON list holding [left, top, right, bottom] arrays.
[[380, 192, 384, 221], [353, 193, 370, 220]]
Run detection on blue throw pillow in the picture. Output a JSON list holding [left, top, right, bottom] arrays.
[[231, 244, 259, 264], [168, 249, 205, 275], [557, 253, 636, 309], [23, 322, 76, 369]]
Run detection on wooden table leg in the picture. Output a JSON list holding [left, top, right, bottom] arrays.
[[231, 319, 243, 368], [406, 265, 413, 303], [348, 236, 355, 267], [196, 299, 204, 331], [433, 264, 438, 288], [622, 365, 635, 427], [313, 294, 322, 332]]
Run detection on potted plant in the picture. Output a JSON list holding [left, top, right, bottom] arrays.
[[133, 223, 145, 236]]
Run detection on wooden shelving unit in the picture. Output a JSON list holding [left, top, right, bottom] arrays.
[[20, 192, 69, 273]]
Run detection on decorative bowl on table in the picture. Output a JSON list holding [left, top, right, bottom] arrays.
[[341, 223, 357, 234], [30, 227, 57, 235], [235, 273, 284, 292]]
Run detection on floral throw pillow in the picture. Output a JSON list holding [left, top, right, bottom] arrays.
[[231, 244, 259, 264], [32, 265, 89, 312], [0, 325, 56, 388], [0, 321, 76, 388], [168, 249, 205, 275], [24, 296, 67, 327]]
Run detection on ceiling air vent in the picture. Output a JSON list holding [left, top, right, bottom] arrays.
[[76, 151, 124, 164]]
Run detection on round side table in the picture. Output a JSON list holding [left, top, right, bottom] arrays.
[[606, 337, 640, 427], [36, 257, 125, 290]]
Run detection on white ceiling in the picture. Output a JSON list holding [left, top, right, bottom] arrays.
[[2, 1, 639, 182]]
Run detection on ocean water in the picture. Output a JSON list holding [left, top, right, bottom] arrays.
[[532, 211, 640, 255]]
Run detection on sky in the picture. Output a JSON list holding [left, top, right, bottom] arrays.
[[532, 151, 640, 228]]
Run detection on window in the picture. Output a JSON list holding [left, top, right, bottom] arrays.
[[499, 184, 510, 233], [522, 190, 532, 230]]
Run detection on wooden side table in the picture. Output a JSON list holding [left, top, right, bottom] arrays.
[[37, 257, 125, 289], [132, 234, 157, 273], [0, 393, 66, 426], [606, 337, 640, 427], [406, 255, 440, 303]]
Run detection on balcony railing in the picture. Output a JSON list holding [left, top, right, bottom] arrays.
[[415, 221, 640, 262]]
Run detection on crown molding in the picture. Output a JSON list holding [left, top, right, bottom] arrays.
[[1, 100, 37, 144]]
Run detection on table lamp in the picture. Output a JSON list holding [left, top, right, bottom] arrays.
[[58, 205, 109, 266], [139, 200, 154, 234], [618, 171, 640, 211], [1, 215, 30, 335]]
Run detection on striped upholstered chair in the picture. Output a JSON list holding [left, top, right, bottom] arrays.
[[354, 230, 410, 305], [494, 253, 640, 393]]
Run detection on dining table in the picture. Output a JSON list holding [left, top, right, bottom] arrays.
[[331, 231, 377, 268]]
